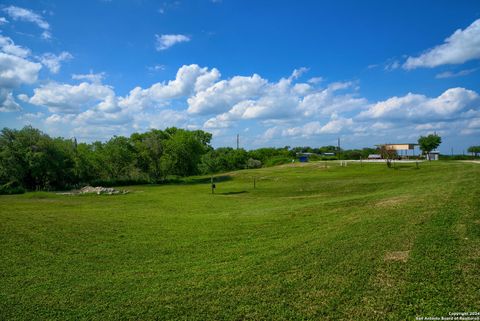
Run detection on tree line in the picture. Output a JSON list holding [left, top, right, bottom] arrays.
[[0, 126, 213, 193], [0, 126, 381, 193], [1, 126, 475, 194]]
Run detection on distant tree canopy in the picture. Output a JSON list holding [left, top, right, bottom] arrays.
[[1, 125, 414, 193], [467, 145, 480, 157], [0, 126, 76, 191], [0, 126, 212, 192], [418, 134, 442, 159]]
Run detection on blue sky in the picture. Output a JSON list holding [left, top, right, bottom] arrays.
[[0, 0, 479, 153]]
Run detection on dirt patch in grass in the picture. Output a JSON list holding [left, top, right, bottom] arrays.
[[375, 196, 409, 208], [374, 270, 397, 288], [384, 250, 410, 263], [470, 247, 480, 260], [277, 162, 310, 168], [284, 193, 326, 199]]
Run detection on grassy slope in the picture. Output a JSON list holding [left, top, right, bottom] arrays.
[[0, 161, 478, 320]]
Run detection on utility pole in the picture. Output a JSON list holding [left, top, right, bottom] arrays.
[[337, 137, 341, 160], [236, 134, 239, 150]]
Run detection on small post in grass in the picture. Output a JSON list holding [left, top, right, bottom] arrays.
[[211, 176, 215, 194]]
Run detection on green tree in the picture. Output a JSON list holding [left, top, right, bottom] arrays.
[[418, 134, 442, 160], [0, 126, 214, 190], [248, 147, 292, 164], [199, 148, 249, 174], [0, 126, 76, 190], [101, 136, 137, 179], [131, 129, 169, 182], [74, 142, 101, 183], [163, 128, 211, 177], [378, 145, 398, 168], [0, 127, 32, 187], [467, 145, 480, 157]]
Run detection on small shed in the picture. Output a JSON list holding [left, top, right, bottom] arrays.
[[427, 151, 440, 161], [368, 154, 382, 159], [298, 155, 309, 162], [297, 152, 316, 162]]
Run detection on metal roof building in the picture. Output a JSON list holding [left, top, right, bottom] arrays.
[[376, 143, 419, 158]]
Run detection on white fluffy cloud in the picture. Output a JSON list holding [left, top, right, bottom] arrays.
[[359, 87, 479, 121], [435, 68, 477, 79], [72, 72, 106, 83], [13, 62, 480, 146], [299, 82, 366, 117], [289, 67, 309, 80], [0, 52, 42, 111], [155, 34, 190, 51], [197, 76, 364, 132], [282, 117, 354, 137], [201, 77, 305, 127], [188, 74, 268, 114], [134, 109, 189, 130], [21, 65, 221, 138], [3, 6, 51, 39], [0, 88, 21, 112], [39, 52, 73, 74], [121, 64, 220, 110], [404, 19, 480, 69], [0, 35, 30, 57], [25, 82, 117, 113], [0, 35, 43, 111]]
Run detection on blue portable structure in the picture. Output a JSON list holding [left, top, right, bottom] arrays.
[[298, 155, 309, 162]]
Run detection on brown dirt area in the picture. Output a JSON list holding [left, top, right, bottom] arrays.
[[384, 250, 410, 263]]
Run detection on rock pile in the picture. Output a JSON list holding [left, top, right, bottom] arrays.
[[79, 186, 127, 195], [58, 186, 129, 195]]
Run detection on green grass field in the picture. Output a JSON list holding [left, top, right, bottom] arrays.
[[1, 161, 479, 320]]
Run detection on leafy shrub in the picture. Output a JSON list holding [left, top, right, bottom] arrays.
[[247, 158, 262, 169], [264, 156, 293, 167], [0, 181, 26, 195], [319, 156, 338, 161]]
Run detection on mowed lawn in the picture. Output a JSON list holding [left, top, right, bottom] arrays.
[[0, 161, 479, 320]]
